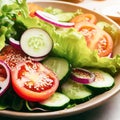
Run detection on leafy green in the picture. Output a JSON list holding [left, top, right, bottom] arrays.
[[48, 27, 120, 74], [24, 18, 118, 74], [0, 93, 9, 110], [0, 88, 24, 111], [44, 7, 82, 22], [0, 0, 28, 50], [11, 95, 24, 111], [96, 21, 120, 43], [44, 6, 63, 15], [0, 33, 5, 51], [15, 7, 120, 74], [0, 0, 120, 74]]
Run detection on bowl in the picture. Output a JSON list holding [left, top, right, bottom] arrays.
[[0, 0, 120, 119], [100, 5, 120, 25]]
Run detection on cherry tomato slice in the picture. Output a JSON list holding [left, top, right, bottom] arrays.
[[11, 61, 59, 101], [74, 22, 113, 57], [71, 13, 97, 24]]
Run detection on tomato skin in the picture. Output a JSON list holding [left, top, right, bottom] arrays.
[[74, 22, 113, 57], [11, 61, 59, 102], [71, 13, 97, 24]]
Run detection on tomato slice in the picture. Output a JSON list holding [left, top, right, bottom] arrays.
[[95, 31, 113, 57], [75, 22, 100, 46], [70, 13, 97, 24], [11, 61, 59, 101], [28, 3, 43, 17], [74, 22, 113, 57], [0, 45, 28, 70]]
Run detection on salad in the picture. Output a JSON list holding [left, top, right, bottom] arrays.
[[0, 0, 120, 112]]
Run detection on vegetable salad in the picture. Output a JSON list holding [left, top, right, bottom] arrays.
[[0, 0, 120, 111]]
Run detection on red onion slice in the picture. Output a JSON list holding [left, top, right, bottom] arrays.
[[35, 10, 74, 28], [9, 37, 21, 50], [107, 52, 112, 58], [71, 68, 95, 84], [0, 60, 10, 96]]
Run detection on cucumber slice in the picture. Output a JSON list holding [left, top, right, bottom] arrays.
[[43, 57, 71, 81], [86, 69, 115, 94], [39, 92, 70, 110], [61, 78, 92, 103], [20, 28, 53, 58], [55, 13, 74, 22]]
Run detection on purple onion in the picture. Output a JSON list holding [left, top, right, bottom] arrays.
[[71, 68, 95, 84], [0, 60, 10, 96], [9, 37, 21, 50], [35, 10, 74, 28]]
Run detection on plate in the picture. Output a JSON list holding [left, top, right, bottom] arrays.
[[0, 0, 120, 119]]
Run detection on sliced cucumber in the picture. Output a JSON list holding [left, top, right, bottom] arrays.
[[86, 69, 115, 94], [39, 92, 70, 110], [20, 28, 53, 58], [55, 12, 74, 22], [42, 57, 71, 81], [61, 78, 92, 103]]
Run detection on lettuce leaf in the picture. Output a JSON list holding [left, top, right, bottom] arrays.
[[0, 0, 28, 50], [1, 0, 120, 74], [44, 7, 82, 22], [49, 28, 120, 74], [31, 21, 119, 73], [17, 10, 120, 74]]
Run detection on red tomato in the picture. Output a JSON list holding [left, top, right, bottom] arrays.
[[11, 61, 59, 101], [74, 22, 113, 57], [75, 22, 100, 46], [0, 45, 28, 70], [71, 13, 97, 24], [95, 31, 113, 57]]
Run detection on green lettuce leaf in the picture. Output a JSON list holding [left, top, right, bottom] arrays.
[[50, 28, 120, 73], [0, 0, 28, 50], [44, 7, 82, 22], [17, 11, 120, 74], [1, 0, 120, 74]]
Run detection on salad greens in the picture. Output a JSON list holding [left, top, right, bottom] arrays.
[[44, 6, 83, 22], [0, 0, 120, 73], [0, 0, 120, 111], [0, 0, 28, 49]]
